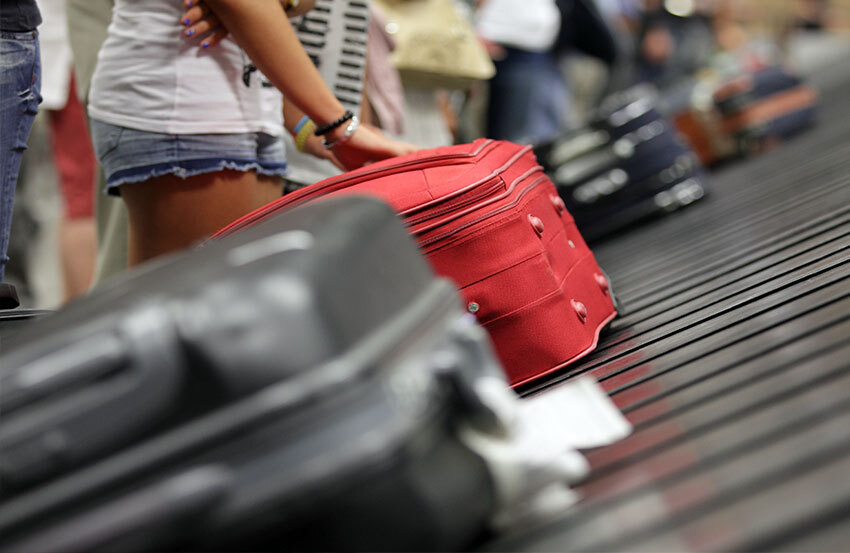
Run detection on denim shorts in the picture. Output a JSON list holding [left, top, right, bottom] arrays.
[[89, 119, 288, 196]]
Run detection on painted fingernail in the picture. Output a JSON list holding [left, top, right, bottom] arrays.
[[186, 29, 195, 36], [183, 18, 191, 25], [201, 41, 210, 48], [187, 0, 194, 5]]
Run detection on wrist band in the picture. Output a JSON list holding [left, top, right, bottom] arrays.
[[323, 115, 360, 150], [314, 110, 354, 136], [292, 115, 310, 136], [295, 118, 317, 152]]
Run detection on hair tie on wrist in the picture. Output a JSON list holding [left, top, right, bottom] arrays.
[[292, 115, 310, 136], [295, 118, 317, 152]]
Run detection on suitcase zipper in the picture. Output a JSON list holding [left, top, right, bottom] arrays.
[[412, 164, 544, 238], [417, 172, 550, 247], [405, 177, 506, 225], [219, 140, 496, 236]]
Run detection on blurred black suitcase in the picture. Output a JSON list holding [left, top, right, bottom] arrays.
[[534, 100, 706, 241], [593, 83, 662, 138], [0, 196, 514, 552], [0, 309, 50, 351]]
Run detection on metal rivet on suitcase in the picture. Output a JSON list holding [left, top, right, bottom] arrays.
[[571, 299, 588, 323], [550, 194, 566, 214], [528, 214, 545, 236], [468, 302, 480, 314], [594, 273, 610, 295]]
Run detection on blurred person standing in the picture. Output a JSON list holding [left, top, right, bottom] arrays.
[[40, 0, 97, 302], [476, 0, 569, 143], [0, 0, 41, 284], [66, 0, 128, 287], [633, 0, 716, 86]]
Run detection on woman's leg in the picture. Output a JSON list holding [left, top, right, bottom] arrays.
[[121, 169, 282, 267]]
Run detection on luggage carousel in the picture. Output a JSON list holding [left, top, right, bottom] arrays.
[[485, 48, 850, 551]]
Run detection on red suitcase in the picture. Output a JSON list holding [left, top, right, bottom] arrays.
[[214, 139, 617, 386]]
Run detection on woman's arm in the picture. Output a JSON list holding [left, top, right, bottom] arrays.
[[283, 100, 344, 169], [202, 0, 347, 129], [199, 0, 418, 168]]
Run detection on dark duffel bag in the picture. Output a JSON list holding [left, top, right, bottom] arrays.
[[0, 196, 540, 552], [535, 114, 706, 241]]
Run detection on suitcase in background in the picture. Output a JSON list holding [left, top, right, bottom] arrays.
[[714, 66, 818, 155], [0, 196, 542, 552], [671, 66, 818, 165], [593, 83, 664, 139], [215, 139, 618, 387], [534, 90, 707, 241]]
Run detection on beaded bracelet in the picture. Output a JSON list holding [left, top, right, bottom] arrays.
[[314, 110, 354, 136], [323, 115, 360, 150]]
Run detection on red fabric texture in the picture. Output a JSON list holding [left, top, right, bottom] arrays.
[[215, 139, 617, 386], [47, 73, 96, 220]]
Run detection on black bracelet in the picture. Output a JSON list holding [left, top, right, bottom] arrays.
[[314, 110, 354, 136]]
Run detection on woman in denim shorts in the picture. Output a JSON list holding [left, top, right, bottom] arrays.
[[89, 0, 416, 267], [0, 0, 41, 283]]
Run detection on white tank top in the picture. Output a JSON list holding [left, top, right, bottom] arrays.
[[88, 0, 283, 136]]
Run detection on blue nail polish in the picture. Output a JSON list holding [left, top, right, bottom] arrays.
[[186, 29, 195, 37], [187, 0, 194, 5], [201, 41, 210, 48], [183, 18, 191, 25]]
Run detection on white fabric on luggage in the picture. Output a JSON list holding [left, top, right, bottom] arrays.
[[459, 374, 632, 530]]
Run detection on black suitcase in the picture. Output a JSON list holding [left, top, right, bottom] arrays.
[[534, 103, 706, 241], [593, 83, 662, 138], [0, 196, 525, 552], [0, 309, 50, 350]]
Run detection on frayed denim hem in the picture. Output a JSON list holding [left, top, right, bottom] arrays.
[[105, 158, 288, 196]]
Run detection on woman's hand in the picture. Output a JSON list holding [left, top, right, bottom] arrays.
[[330, 125, 419, 171], [282, 0, 317, 18], [301, 133, 345, 170], [181, 0, 230, 49]]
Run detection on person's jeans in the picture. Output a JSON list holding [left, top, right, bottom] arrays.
[[487, 48, 569, 145], [0, 30, 41, 281]]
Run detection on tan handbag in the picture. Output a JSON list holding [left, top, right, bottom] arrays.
[[374, 0, 496, 89]]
